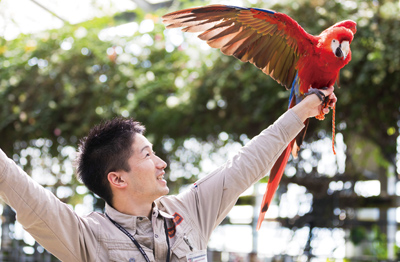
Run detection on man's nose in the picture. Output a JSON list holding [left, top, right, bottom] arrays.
[[155, 155, 167, 169]]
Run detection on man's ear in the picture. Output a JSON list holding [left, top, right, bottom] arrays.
[[107, 172, 127, 189]]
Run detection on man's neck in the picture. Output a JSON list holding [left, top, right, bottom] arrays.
[[113, 198, 153, 219]]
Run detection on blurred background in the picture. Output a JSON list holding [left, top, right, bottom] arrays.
[[0, 0, 399, 261]]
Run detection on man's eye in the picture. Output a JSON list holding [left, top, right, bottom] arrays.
[[146, 151, 155, 157]]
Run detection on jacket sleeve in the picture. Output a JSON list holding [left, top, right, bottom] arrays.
[[0, 149, 98, 262], [176, 109, 305, 242]]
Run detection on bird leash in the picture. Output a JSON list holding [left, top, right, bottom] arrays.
[[332, 104, 336, 155]]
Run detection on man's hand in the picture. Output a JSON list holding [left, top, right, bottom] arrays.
[[292, 86, 337, 122]]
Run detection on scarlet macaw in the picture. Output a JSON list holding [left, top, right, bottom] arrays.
[[162, 5, 356, 230]]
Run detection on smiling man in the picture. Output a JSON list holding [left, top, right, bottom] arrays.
[[0, 87, 336, 261]]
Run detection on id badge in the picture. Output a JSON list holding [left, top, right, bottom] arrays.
[[186, 250, 207, 262]]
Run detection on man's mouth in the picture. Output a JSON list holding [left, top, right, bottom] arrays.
[[157, 172, 165, 180]]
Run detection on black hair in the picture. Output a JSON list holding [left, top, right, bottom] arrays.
[[76, 118, 145, 206]]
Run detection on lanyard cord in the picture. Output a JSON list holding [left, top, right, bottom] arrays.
[[106, 213, 170, 262], [164, 218, 171, 262]]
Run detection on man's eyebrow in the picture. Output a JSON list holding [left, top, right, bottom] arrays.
[[140, 145, 153, 153]]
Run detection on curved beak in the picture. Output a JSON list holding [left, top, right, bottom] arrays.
[[335, 47, 344, 58]]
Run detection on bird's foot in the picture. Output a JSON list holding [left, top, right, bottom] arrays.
[[305, 87, 330, 120], [305, 87, 330, 106]]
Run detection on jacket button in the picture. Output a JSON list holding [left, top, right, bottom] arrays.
[[129, 259, 135, 262], [155, 234, 158, 238]]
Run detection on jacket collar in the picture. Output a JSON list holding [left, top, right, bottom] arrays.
[[105, 202, 173, 231]]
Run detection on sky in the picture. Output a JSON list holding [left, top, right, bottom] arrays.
[[0, 0, 136, 40]]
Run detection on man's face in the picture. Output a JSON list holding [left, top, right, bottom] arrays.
[[124, 134, 169, 202]]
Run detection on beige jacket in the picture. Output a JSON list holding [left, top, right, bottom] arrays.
[[0, 110, 304, 261]]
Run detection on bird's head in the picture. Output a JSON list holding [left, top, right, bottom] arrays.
[[325, 20, 357, 35], [319, 27, 354, 61]]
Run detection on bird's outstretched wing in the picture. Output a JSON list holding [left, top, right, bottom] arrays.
[[162, 5, 317, 89]]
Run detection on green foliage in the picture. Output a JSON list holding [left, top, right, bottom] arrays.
[[366, 225, 388, 259], [350, 226, 366, 245], [349, 225, 390, 259]]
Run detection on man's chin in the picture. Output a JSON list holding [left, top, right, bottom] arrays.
[[163, 187, 170, 195]]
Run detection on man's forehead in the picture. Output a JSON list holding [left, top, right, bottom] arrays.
[[132, 134, 153, 152]]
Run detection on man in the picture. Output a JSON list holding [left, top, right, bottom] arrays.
[[0, 87, 336, 261]]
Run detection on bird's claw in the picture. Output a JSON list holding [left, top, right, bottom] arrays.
[[305, 87, 330, 106]]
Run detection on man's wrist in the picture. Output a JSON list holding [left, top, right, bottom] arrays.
[[291, 103, 309, 122]]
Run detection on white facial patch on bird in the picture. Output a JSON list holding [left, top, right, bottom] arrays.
[[331, 39, 340, 53]]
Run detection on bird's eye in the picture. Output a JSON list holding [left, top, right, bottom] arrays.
[[332, 39, 336, 43]]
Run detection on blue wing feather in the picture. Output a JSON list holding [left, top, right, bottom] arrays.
[[224, 5, 276, 14], [288, 72, 302, 109]]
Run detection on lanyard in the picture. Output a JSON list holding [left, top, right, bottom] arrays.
[[106, 213, 170, 262]]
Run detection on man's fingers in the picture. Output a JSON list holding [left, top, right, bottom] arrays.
[[321, 86, 334, 97], [328, 93, 337, 108], [330, 93, 337, 102]]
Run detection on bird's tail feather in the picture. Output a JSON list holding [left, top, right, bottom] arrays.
[[256, 140, 294, 230]]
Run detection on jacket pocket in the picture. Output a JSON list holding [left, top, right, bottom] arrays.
[[105, 240, 155, 262], [171, 228, 197, 261], [171, 242, 192, 261]]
